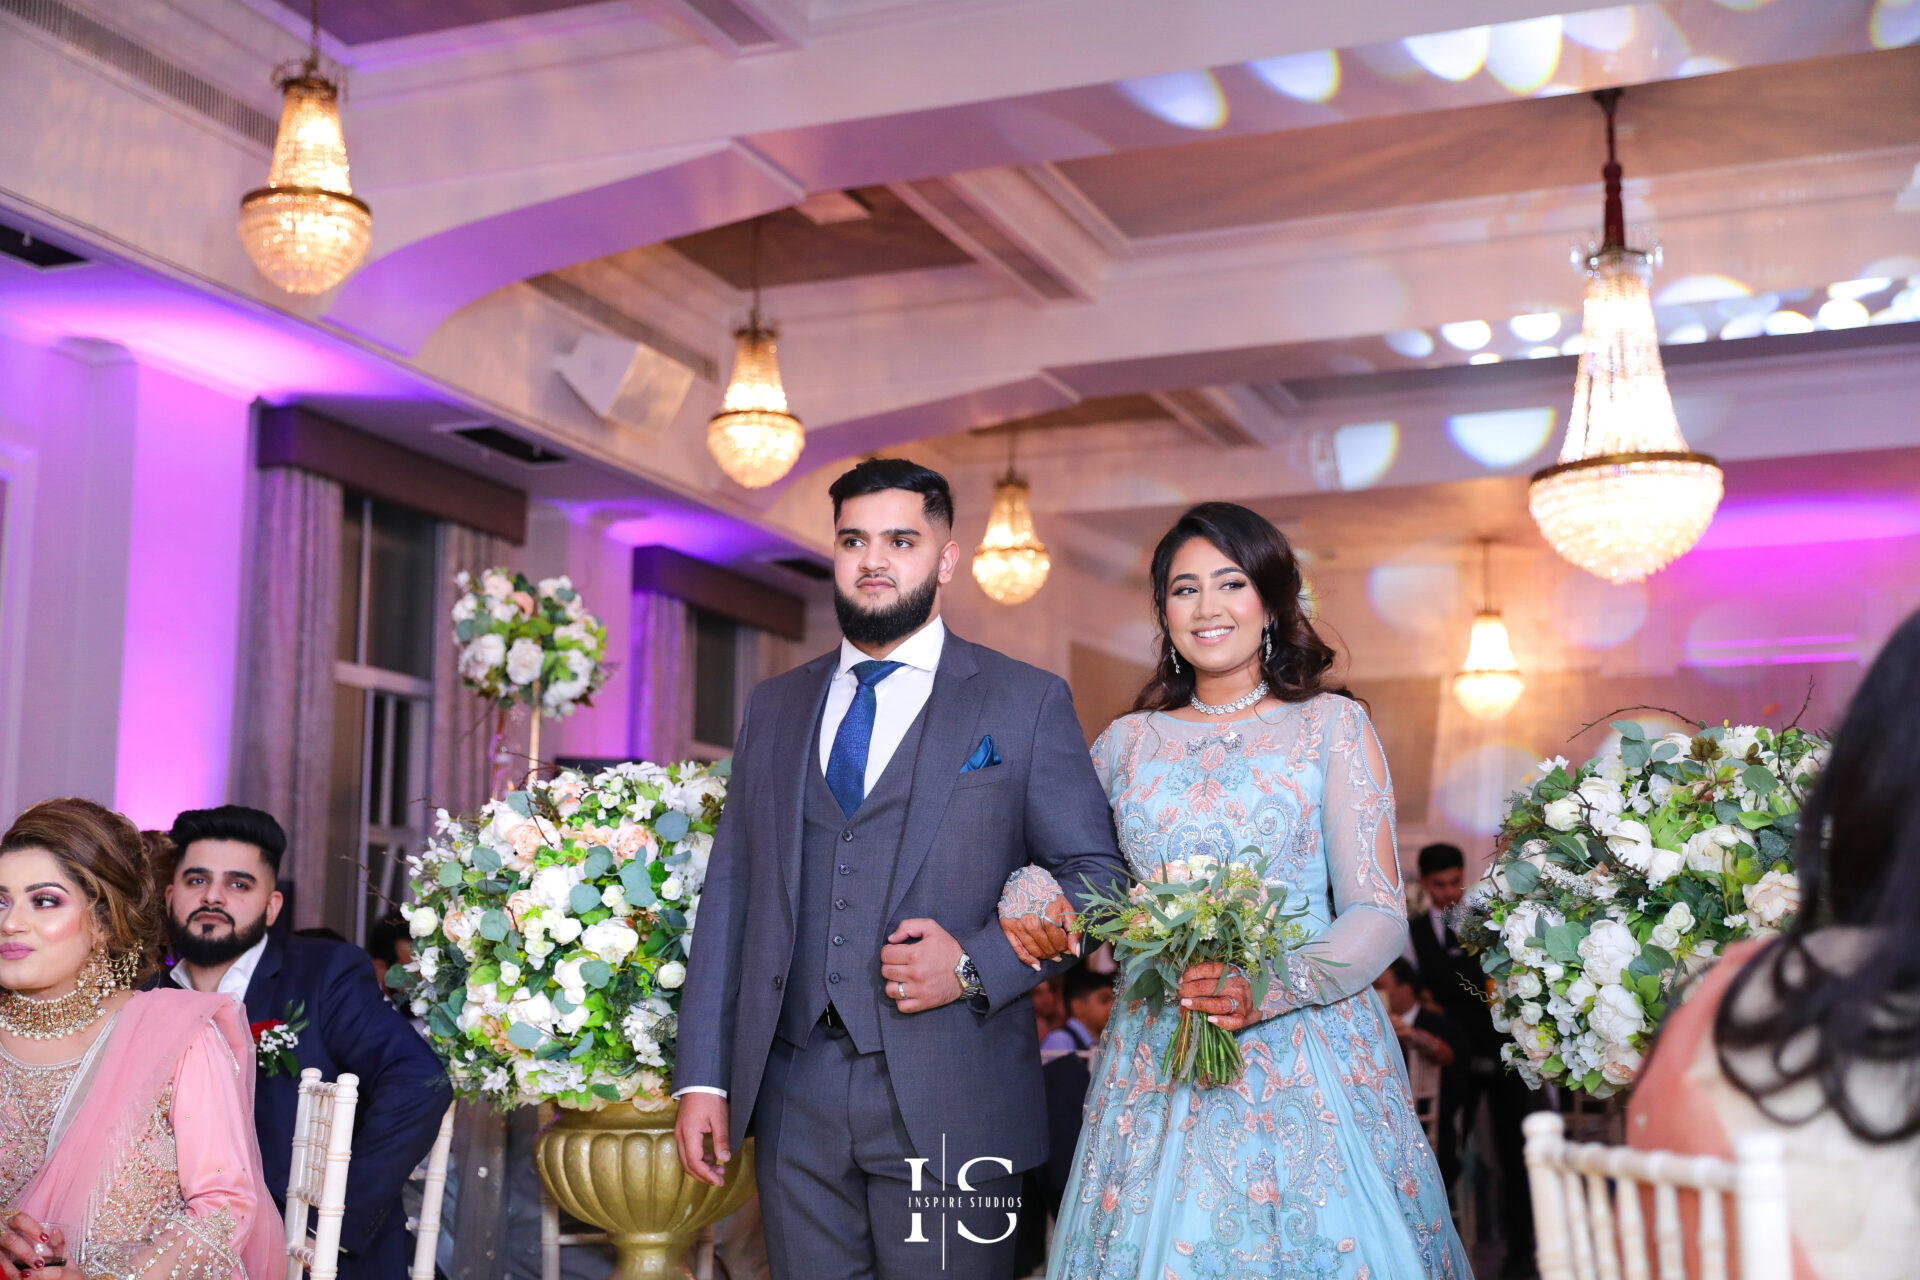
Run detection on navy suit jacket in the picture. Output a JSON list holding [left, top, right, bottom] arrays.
[[246, 933, 453, 1280]]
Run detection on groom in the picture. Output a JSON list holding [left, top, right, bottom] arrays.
[[675, 458, 1125, 1280]]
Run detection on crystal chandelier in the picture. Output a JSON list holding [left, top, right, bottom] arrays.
[[237, 0, 371, 295], [709, 217, 804, 487], [972, 434, 1051, 605], [1529, 88, 1722, 584], [1453, 540, 1524, 720]]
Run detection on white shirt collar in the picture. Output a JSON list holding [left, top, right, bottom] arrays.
[[836, 616, 947, 677], [171, 932, 271, 1003]]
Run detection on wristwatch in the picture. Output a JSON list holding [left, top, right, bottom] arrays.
[[954, 952, 985, 1001]]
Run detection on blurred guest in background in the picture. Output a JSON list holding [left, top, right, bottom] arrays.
[[1632, 608, 1920, 1278], [367, 910, 413, 1007], [1374, 956, 1464, 1072], [1032, 973, 1066, 1044]]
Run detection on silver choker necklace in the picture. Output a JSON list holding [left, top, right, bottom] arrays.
[[1190, 681, 1268, 716]]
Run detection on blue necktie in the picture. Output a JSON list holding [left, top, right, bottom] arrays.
[[826, 660, 903, 817]]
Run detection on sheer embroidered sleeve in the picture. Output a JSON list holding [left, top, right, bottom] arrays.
[[1257, 698, 1408, 1018], [998, 717, 1129, 921], [134, 1022, 257, 1280]]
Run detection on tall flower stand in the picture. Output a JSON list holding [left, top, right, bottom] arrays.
[[535, 1101, 756, 1280]]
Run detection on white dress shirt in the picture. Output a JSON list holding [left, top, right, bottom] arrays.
[[171, 933, 270, 1005], [676, 618, 949, 1102], [817, 616, 947, 793]]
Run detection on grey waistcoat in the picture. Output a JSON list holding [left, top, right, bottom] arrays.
[[775, 707, 931, 1053]]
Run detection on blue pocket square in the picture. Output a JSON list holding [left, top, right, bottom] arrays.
[[960, 735, 1002, 773]]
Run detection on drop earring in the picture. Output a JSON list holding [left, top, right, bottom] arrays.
[[1264, 626, 1274, 662], [1169, 647, 1181, 675]]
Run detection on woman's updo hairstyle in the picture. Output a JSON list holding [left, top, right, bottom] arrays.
[[1133, 501, 1342, 713], [1, 797, 166, 983]]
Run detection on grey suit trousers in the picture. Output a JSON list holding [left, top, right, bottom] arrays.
[[754, 1021, 1021, 1280]]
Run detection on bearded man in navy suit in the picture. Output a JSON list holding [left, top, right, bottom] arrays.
[[166, 806, 452, 1280]]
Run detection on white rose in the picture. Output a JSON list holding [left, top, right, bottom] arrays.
[[661, 874, 685, 901], [582, 919, 640, 963], [506, 637, 545, 686], [1646, 775, 1674, 808], [555, 1004, 592, 1036], [1578, 777, 1626, 820], [499, 961, 522, 987], [1543, 797, 1583, 832], [1518, 1001, 1544, 1026], [555, 620, 593, 646], [459, 633, 507, 681], [418, 947, 441, 981], [482, 571, 513, 600], [1644, 844, 1685, 886], [510, 991, 558, 1031], [1578, 919, 1640, 987], [1604, 819, 1655, 874], [1743, 870, 1801, 928], [1565, 975, 1597, 1008], [452, 595, 478, 623], [530, 865, 577, 913], [1595, 751, 1629, 786], [1722, 725, 1763, 763], [1542, 961, 1565, 983], [407, 906, 439, 938], [657, 961, 686, 990], [1589, 983, 1648, 1046], [1664, 902, 1695, 933], [1491, 1008, 1513, 1034], [525, 934, 554, 959], [1514, 971, 1543, 999], [538, 575, 572, 598], [549, 915, 584, 944], [1649, 922, 1681, 951], [683, 830, 714, 875], [489, 600, 518, 624], [1501, 903, 1563, 961], [1684, 825, 1742, 874], [443, 907, 478, 945], [555, 956, 591, 995], [601, 885, 629, 913]]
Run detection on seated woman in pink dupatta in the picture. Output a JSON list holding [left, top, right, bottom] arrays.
[[1630, 609, 1920, 1280], [0, 799, 281, 1280]]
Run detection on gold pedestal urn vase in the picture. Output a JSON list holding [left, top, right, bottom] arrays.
[[536, 1101, 756, 1280]]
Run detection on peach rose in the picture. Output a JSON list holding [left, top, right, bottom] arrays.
[[509, 822, 549, 860], [504, 890, 537, 929], [511, 590, 536, 617], [613, 824, 656, 862]]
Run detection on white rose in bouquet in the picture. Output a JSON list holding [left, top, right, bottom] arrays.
[[1644, 844, 1684, 887], [406, 905, 439, 938], [482, 571, 513, 600], [1589, 983, 1647, 1045], [537, 575, 573, 598], [657, 961, 687, 990], [549, 915, 584, 944], [1603, 819, 1656, 874], [1578, 919, 1640, 986], [1684, 825, 1742, 874], [452, 595, 478, 623], [1649, 921, 1682, 951], [460, 634, 506, 681], [582, 918, 640, 963], [1663, 902, 1695, 933], [506, 637, 545, 685], [1744, 870, 1801, 928], [1599, 1042, 1643, 1087], [1543, 797, 1583, 831], [1577, 777, 1626, 824]]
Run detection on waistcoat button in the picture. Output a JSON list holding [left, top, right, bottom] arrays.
[[828, 972, 841, 984]]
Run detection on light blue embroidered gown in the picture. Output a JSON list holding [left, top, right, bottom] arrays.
[[1046, 695, 1471, 1280]]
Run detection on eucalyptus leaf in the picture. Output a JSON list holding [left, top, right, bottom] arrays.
[[1651, 743, 1678, 762], [472, 844, 503, 874], [655, 810, 691, 843], [1738, 810, 1775, 831], [479, 909, 508, 942], [582, 848, 613, 879], [591, 1083, 621, 1100], [1505, 860, 1541, 894], [427, 1007, 458, 1039], [385, 965, 416, 991], [536, 1040, 571, 1060], [1640, 945, 1676, 971], [554, 992, 577, 1014], [1742, 765, 1778, 795], [619, 862, 657, 906], [710, 756, 733, 779], [506, 1021, 543, 1050], [1543, 922, 1588, 966], [505, 791, 532, 817], [582, 959, 612, 989], [437, 860, 462, 887], [571, 1036, 597, 1060], [1611, 720, 1647, 741], [570, 882, 603, 915], [456, 618, 476, 643]]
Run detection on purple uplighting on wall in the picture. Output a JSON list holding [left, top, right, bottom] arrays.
[[1694, 497, 1920, 550]]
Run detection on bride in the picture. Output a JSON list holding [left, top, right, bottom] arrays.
[[0, 798, 280, 1280], [1002, 503, 1472, 1279]]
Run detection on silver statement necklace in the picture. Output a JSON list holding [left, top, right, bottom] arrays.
[[1190, 680, 1268, 716]]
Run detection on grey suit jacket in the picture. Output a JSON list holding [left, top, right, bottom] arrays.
[[676, 630, 1126, 1171]]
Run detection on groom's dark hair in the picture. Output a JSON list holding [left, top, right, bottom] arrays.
[[828, 458, 954, 530], [169, 805, 287, 874]]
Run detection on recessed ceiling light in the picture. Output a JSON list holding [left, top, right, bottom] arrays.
[[1440, 320, 1492, 351]]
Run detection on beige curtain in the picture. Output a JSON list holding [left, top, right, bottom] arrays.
[[432, 522, 513, 818], [629, 590, 691, 763], [236, 467, 341, 927]]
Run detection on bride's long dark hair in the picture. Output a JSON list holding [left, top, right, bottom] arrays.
[[1132, 502, 1343, 713], [1713, 607, 1920, 1142]]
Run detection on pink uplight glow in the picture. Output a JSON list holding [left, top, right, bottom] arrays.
[[1693, 498, 1920, 550]]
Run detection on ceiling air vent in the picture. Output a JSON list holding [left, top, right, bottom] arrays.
[[451, 426, 567, 467], [772, 557, 832, 582], [0, 221, 85, 269]]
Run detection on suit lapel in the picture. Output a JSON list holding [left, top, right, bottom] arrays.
[[777, 652, 840, 921], [884, 634, 984, 920], [245, 932, 285, 1026]]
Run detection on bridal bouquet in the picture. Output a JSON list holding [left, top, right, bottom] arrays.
[[453, 568, 610, 718], [1463, 719, 1829, 1097], [392, 760, 725, 1110], [1078, 851, 1311, 1088]]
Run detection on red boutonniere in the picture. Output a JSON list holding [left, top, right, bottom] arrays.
[[251, 1001, 307, 1077]]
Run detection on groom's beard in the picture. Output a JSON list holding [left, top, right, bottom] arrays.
[[170, 907, 270, 967], [835, 571, 939, 648]]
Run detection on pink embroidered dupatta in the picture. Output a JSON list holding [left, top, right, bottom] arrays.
[[16, 988, 283, 1280]]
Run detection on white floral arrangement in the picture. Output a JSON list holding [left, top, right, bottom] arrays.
[[391, 761, 725, 1109], [453, 568, 610, 718], [1461, 719, 1829, 1097]]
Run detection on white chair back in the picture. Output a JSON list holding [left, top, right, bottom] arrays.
[[1523, 1110, 1791, 1280], [1405, 1048, 1443, 1152], [406, 1104, 457, 1280], [285, 1068, 361, 1280]]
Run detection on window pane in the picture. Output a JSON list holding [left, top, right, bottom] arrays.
[[691, 608, 739, 748], [324, 682, 368, 938], [337, 493, 364, 662], [365, 498, 438, 678]]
